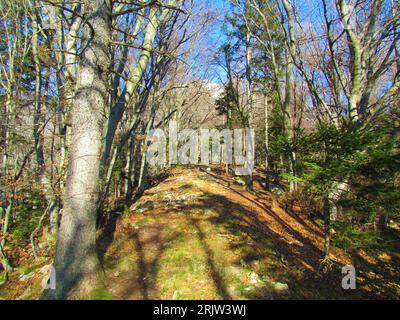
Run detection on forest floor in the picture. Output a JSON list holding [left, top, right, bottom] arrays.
[[1, 167, 399, 299]]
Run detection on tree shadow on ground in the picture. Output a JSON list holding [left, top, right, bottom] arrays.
[[189, 218, 232, 300], [119, 223, 181, 299], [197, 170, 399, 299], [99, 217, 183, 299], [345, 228, 400, 299], [98, 169, 399, 300], [184, 192, 395, 299], [97, 169, 173, 266]]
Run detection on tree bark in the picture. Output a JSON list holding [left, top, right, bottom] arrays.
[[282, 0, 297, 193], [124, 138, 134, 201], [264, 93, 270, 191], [31, 8, 45, 171], [245, 0, 254, 190], [0, 198, 13, 273], [43, 0, 112, 299]]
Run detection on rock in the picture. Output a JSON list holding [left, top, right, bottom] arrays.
[[166, 193, 203, 207], [135, 202, 155, 213], [272, 282, 289, 294], [19, 272, 35, 282], [249, 272, 262, 285], [227, 286, 238, 297], [226, 266, 243, 277], [271, 184, 285, 195], [206, 168, 212, 173], [243, 286, 254, 292], [388, 220, 400, 231], [233, 177, 246, 186], [240, 259, 248, 267], [114, 271, 121, 277]]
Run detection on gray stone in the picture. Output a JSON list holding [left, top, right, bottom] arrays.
[[19, 272, 35, 282], [272, 282, 289, 294], [249, 272, 262, 285], [136, 202, 155, 213]]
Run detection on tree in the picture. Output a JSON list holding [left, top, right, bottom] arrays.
[[281, 0, 399, 267], [42, 0, 113, 299]]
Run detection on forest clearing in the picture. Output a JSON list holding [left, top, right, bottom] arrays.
[[0, 0, 399, 301]]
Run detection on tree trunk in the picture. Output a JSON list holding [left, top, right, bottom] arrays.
[[264, 93, 270, 191], [137, 124, 152, 195], [137, 143, 149, 196], [225, 113, 230, 174], [282, 0, 298, 193], [125, 138, 134, 201], [289, 150, 298, 192], [245, 0, 254, 190], [0, 88, 14, 274], [101, 6, 160, 169], [0, 198, 13, 273], [321, 197, 333, 273], [328, 181, 349, 222], [31, 8, 45, 171], [43, 0, 112, 299]]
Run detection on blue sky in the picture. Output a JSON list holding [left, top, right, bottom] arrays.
[[196, 0, 327, 83], [185, 0, 231, 83]]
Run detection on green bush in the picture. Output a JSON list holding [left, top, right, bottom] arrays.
[[332, 223, 382, 253], [9, 190, 46, 246]]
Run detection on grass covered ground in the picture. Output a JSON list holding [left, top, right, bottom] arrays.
[[98, 168, 400, 300]]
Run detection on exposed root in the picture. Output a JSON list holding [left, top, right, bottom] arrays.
[[319, 257, 334, 274]]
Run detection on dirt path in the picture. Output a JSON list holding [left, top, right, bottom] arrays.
[[1, 168, 398, 300], [100, 168, 358, 300]]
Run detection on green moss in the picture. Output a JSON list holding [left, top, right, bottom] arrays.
[[134, 217, 152, 227], [89, 287, 113, 300], [18, 264, 40, 276], [154, 191, 168, 199], [115, 256, 138, 273], [0, 272, 7, 286]]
